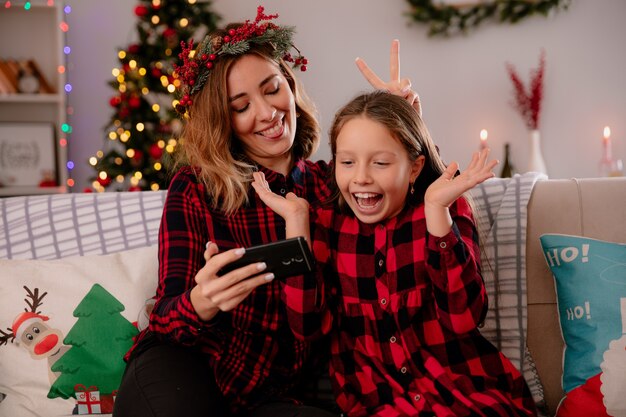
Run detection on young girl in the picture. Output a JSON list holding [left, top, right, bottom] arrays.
[[252, 90, 537, 416]]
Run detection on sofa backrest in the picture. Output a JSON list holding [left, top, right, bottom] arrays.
[[0, 191, 166, 260], [526, 177, 626, 415]]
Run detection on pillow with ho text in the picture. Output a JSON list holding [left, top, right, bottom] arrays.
[[540, 234, 626, 417]]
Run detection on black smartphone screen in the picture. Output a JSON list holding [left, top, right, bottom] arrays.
[[217, 236, 314, 279]]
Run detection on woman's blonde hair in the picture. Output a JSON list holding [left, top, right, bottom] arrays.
[[174, 26, 319, 215]]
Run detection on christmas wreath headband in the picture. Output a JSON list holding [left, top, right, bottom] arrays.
[[174, 6, 308, 114]]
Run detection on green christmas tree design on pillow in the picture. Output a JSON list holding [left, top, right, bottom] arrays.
[[47, 284, 138, 413]]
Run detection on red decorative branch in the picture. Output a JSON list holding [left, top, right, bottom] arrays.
[[506, 49, 546, 130]]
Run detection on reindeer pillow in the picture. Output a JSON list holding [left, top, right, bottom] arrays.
[[0, 246, 158, 417]]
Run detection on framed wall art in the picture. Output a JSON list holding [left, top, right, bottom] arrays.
[[0, 122, 57, 188]]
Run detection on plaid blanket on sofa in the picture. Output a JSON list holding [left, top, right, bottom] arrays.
[[469, 171, 548, 413]]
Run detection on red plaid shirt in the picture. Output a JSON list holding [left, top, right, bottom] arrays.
[[128, 160, 333, 413], [281, 197, 537, 417]]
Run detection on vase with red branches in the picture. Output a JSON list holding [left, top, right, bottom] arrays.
[[506, 49, 548, 175]]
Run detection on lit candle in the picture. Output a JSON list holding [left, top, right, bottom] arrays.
[[601, 126, 613, 161], [599, 125, 624, 177], [603, 126, 611, 144], [480, 129, 488, 150]]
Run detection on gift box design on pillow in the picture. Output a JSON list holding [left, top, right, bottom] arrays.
[[1, 283, 138, 414], [540, 234, 626, 417]]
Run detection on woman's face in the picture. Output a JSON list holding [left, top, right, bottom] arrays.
[[227, 54, 297, 174]]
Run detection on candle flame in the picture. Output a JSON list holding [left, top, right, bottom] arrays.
[[480, 129, 488, 141], [604, 126, 611, 139]]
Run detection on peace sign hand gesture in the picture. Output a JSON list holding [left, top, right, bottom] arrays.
[[355, 39, 422, 116]]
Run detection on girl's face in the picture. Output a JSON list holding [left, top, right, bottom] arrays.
[[335, 116, 424, 224], [228, 54, 297, 175]]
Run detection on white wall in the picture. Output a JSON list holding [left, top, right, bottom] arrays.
[[67, 0, 626, 190]]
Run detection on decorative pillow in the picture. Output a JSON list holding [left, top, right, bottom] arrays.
[[540, 234, 626, 417], [0, 246, 158, 417]]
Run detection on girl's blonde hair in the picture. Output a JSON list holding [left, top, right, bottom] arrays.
[[329, 90, 447, 211], [174, 26, 319, 215]]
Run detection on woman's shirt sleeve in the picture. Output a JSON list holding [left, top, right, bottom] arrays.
[[148, 171, 216, 345], [424, 196, 488, 334]]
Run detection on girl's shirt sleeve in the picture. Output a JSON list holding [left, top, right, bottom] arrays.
[[424, 196, 487, 334], [148, 171, 215, 345]]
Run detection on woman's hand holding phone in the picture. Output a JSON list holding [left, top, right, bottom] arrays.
[[190, 242, 275, 321]]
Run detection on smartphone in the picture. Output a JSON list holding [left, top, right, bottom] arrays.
[[217, 236, 314, 279]]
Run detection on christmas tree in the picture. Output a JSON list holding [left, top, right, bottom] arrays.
[[89, 0, 220, 192], [47, 284, 138, 400]]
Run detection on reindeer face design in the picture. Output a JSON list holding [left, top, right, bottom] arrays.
[[1, 286, 69, 387], [12, 311, 64, 360]]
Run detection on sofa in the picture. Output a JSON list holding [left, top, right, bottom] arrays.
[[0, 173, 624, 417]]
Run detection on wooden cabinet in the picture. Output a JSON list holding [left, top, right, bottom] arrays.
[[0, 1, 68, 196]]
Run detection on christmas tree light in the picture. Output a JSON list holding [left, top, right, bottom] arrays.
[[88, 0, 220, 192]]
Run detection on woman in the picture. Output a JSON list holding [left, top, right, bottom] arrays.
[[113, 7, 420, 417]]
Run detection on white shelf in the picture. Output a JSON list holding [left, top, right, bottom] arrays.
[[0, 1, 67, 197], [0, 185, 67, 197], [0, 93, 65, 104]]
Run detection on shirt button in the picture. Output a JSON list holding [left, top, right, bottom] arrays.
[[280, 188, 286, 195], [390, 336, 397, 343], [378, 259, 384, 267], [414, 394, 421, 401], [400, 367, 407, 374], [380, 298, 387, 305], [439, 241, 447, 249]]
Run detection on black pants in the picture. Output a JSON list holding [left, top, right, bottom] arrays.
[[113, 335, 338, 417]]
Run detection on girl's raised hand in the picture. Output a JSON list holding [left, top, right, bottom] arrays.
[[425, 148, 499, 209], [355, 39, 422, 116], [251, 171, 311, 241], [251, 172, 309, 219]]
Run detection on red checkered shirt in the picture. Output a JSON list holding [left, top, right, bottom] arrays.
[[127, 160, 333, 413], [281, 197, 537, 417]]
